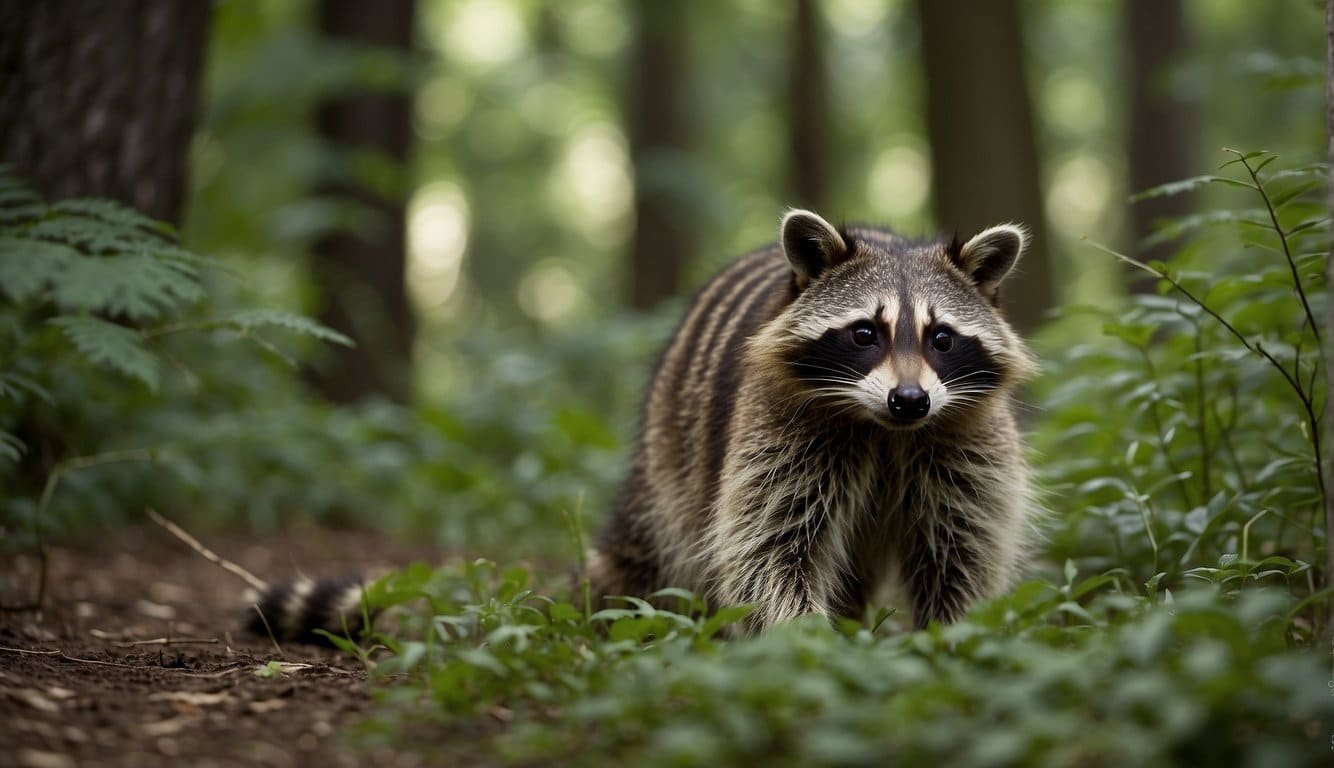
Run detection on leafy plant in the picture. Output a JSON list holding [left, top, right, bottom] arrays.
[[1037, 150, 1327, 611], [343, 560, 1332, 767], [337, 149, 1332, 766], [0, 167, 351, 596]]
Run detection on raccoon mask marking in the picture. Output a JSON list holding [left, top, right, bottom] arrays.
[[589, 208, 1039, 632]]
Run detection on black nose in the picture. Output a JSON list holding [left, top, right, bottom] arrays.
[[889, 385, 930, 421]]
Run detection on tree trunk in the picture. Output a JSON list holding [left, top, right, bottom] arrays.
[[916, 0, 1053, 333], [626, 0, 693, 311], [307, 0, 416, 404], [0, 0, 210, 226], [787, 0, 829, 211], [1323, 0, 1334, 643], [1125, 0, 1198, 290]]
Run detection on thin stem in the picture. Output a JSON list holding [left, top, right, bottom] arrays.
[[1229, 148, 1321, 344], [1190, 317, 1212, 500], [1138, 347, 1197, 509], [1210, 394, 1248, 494], [29, 449, 156, 609], [1086, 239, 1326, 515]]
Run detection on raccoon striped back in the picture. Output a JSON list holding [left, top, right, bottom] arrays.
[[591, 244, 796, 599]]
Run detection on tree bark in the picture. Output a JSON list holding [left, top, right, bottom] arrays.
[[626, 0, 693, 311], [1323, 0, 1334, 642], [1125, 0, 1198, 289], [307, 0, 416, 404], [0, 0, 210, 226], [787, 0, 829, 211], [916, 0, 1053, 333]]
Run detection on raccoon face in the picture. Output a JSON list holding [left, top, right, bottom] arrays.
[[771, 209, 1034, 429]]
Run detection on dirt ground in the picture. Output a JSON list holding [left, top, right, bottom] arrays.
[[1, 523, 450, 767]]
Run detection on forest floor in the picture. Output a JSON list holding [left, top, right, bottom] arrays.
[[0, 523, 450, 767]]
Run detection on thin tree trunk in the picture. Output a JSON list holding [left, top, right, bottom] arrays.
[[626, 0, 692, 311], [1125, 0, 1198, 290], [1323, 0, 1334, 642], [916, 0, 1052, 333], [308, 0, 416, 404], [0, 0, 210, 226], [787, 0, 828, 211]]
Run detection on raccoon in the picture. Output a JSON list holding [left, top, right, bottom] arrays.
[[585, 209, 1039, 632]]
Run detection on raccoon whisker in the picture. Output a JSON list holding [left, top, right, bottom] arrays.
[[942, 369, 999, 386]]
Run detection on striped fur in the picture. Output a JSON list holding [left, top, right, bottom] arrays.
[[243, 575, 368, 645], [588, 210, 1039, 632]]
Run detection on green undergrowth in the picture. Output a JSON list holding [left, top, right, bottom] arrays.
[[329, 149, 1333, 767], [0, 164, 646, 559], [337, 560, 1332, 767], [3, 142, 1331, 765]]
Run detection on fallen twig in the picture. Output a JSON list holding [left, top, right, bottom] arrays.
[[113, 637, 221, 648], [145, 508, 269, 592], [0, 645, 136, 668]]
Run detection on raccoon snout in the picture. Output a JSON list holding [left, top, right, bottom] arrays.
[[889, 385, 930, 421]]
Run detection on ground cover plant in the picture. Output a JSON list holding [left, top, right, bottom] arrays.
[[2, 145, 1331, 765], [310, 150, 1331, 766]]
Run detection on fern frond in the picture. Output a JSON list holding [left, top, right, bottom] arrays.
[[0, 203, 48, 225], [225, 309, 355, 347], [48, 316, 160, 391], [0, 430, 23, 463], [0, 372, 54, 405], [0, 237, 78, 301], [50, 253, 205, 320], [26, 215, 161, 254], [0, 171, 47, 225], [52, 198, 177, 238]]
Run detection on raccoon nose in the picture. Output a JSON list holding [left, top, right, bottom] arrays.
[[889, 385, 930, 421]]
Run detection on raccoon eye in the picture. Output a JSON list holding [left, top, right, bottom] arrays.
[[931, 329, 954, 353], [850, 321, 877, 347]]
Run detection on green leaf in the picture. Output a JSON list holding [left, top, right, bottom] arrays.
[[0, 203, 47, 225], [1129, 175, 1238, 203], [0, 372, 53, 405], [48, 316, 160, 391], [51, 197, 176, 238], [50, 252, 204, 320], [1268, 180, 1318, 209], [0, 430, 24, 463], [224, 309, 354, 347], [0, 237, 78, 301]]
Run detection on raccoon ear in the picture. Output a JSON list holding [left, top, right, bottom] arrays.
[[954, 223, 1027, 300], [781, 209, 848, 290]]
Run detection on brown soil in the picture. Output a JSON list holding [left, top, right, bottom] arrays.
[[1, 524, 447, 767]]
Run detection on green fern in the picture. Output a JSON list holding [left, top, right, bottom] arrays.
[[0, 167, 353, 474], [47, 316, 160, 391], [224, 308, 354, 347], [0, 372, 52, 405], [0, 237, 76, 301], [48, 252, 204, 320], [0, 430, 22, 462]]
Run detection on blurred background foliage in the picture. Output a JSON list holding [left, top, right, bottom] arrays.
[[3, 1, 1332, 763], [1, 0, 1328, 573]]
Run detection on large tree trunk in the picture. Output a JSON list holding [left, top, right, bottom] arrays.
[[787, 0, 829, 211], [626, 0, 693, 311], [1125, 0, 1198, 289], [307, 0, 416, 404], [916, 0, 1053, 333], [0, 0, 210, 226]]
